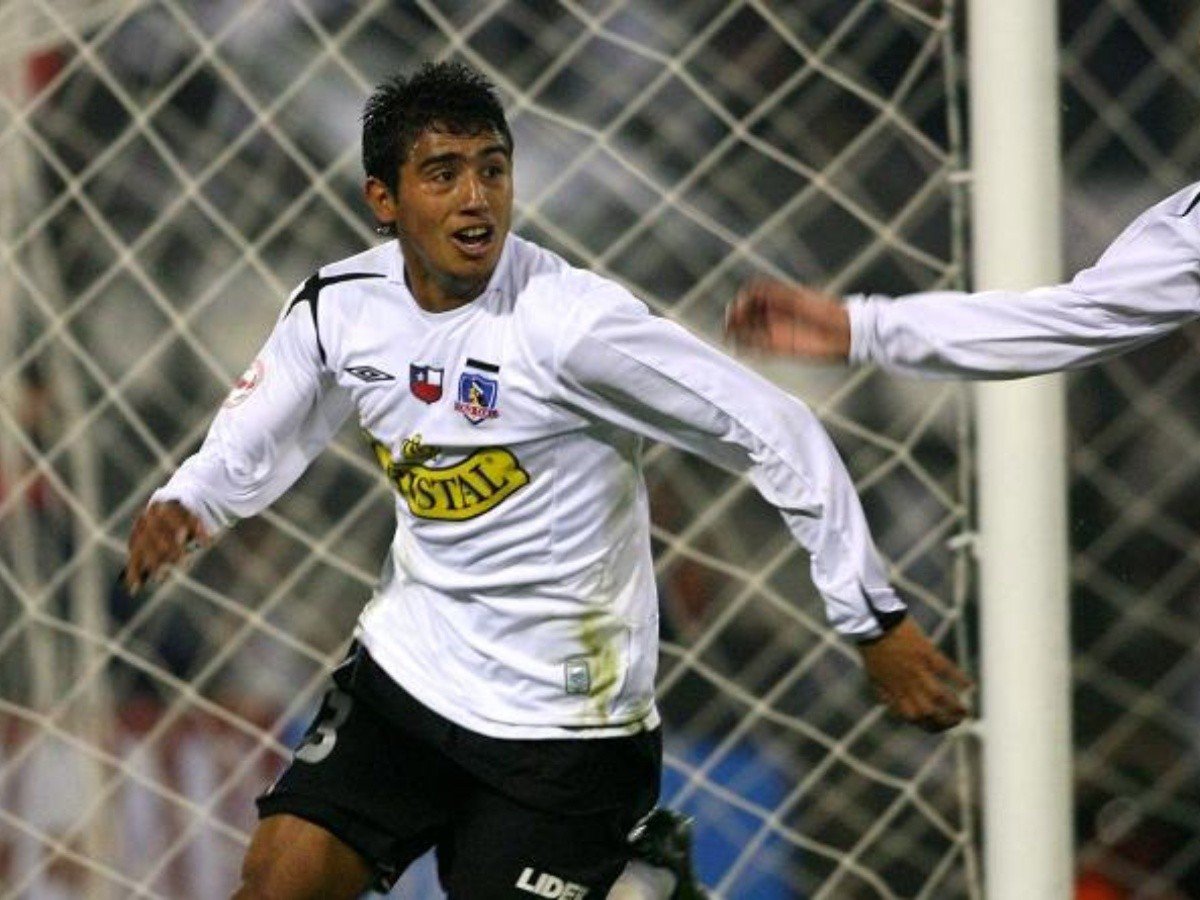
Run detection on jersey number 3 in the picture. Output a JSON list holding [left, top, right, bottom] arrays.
[[295, 687, 353, 764]]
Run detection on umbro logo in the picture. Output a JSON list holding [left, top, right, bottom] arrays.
[[516, 867, 589, 898], [346, 365, 395, 383]]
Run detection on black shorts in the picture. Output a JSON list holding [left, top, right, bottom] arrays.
[[257, 645, 661, 898]]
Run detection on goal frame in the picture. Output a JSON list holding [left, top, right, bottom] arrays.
[[969, 0, 1073, 895]]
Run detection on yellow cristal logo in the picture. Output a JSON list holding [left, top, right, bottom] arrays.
[[365, 432, 529, 521]]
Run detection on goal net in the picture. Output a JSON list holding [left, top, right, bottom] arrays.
[[0, 2, 975, 897], [1058, 5, 1200, 896]]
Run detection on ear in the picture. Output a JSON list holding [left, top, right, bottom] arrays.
[[364, 176, 397, 230]]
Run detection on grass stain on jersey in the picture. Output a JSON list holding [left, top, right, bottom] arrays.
[[366, 432, 529, 521], [577, 607, 624, 723]]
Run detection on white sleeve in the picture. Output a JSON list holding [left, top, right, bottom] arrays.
[[151, 292, 353, 532], [557, 288, 905, 642], [847, 187, 1200, 379]]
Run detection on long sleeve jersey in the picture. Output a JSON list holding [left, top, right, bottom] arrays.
[[155, 235, 904, 740], [848, 181, 1200, 378]]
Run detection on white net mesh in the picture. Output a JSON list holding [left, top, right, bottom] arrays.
[[0, 2, 975, 897], [1060, 5, 1200, 896]]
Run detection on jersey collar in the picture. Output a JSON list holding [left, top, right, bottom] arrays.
[[386, 236, 516, 309]]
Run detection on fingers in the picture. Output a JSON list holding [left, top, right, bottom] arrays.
[[881, 683, 966, 732], [921, 683, 969, 732], [930, 651, 975, 692], [740, 277, 806, 306], [726, 278, 851, 359], [725, 284, 772, 348], [883, 689, 966, 733], [864, 634, 972, 733], [126, 501, 207, 593], [907, 657, 970, 732], [727, 280, 794, 330]]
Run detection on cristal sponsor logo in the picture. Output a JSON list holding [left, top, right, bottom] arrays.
[[367, 433, 529, 521], [399, 434, 439, 466], [516, 867, 589, 899]]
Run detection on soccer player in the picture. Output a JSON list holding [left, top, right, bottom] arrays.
[[126, 62, 969, 900], [725, 183, 1200, 376]]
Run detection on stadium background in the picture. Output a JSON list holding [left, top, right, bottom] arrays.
[[0, 1, 1197, 897]]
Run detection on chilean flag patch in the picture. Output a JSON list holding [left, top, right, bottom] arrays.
[[409, 364, 444, 404]]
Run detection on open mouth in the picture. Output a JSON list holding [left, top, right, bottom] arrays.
[[451, 224, 494, 257]]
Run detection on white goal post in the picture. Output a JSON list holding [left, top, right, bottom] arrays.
[[968, 0, 1072, 897]]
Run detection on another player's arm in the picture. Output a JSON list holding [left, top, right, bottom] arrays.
[[126, 291, 352, 592], [728, 185, 1200, 377], [557, 290, 970, 732]]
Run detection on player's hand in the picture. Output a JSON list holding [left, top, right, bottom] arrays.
[[125, 500, 209, 593], [725, 279, 851, 361], [857, 617, 972, 733]]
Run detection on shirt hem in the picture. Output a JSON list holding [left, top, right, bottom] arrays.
[[358, 629, 662, 740]]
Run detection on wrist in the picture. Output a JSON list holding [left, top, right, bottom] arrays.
[[855, 609, 908, 646]]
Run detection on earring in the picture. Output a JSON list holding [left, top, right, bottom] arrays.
[[374, 223, 393, 236]]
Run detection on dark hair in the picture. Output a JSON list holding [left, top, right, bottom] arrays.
[[361, 61, 512, 195]]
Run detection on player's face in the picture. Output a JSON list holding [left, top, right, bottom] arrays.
[[391, 127, 512, 306]]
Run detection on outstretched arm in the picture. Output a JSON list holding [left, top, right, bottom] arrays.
[[558, 289, 970, 731], [727, 182, 1200, 378], [126, 291, 352, 591]]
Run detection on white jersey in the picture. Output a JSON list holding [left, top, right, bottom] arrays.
[[848, 182, 1200, 378], [155, 235, 904, 740]]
